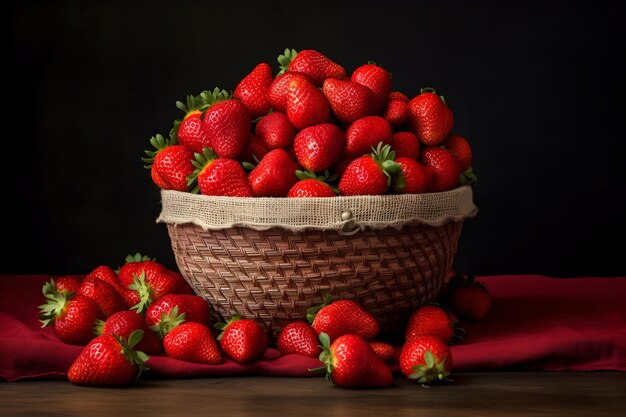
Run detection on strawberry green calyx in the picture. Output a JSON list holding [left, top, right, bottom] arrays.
[[150, 305, 186, 338], [176, 93, 210, 116], [129, 271, 154, 315], [142, 133, 176, 169], [371, 142, 401, 187], [92, 319, 106, 336], [308, 332, 333, 378], [277, 48, 298, 75], [213, 314, 242, 341], [116, 329, 150, 379], [409, 350, 453, 386], [38, 281, 71, 328], [296, 170, 340, 194], [187, 147, 219, 194], [199, 87, 231, 107], [125, 252, 155, 264], [305, 294, 332, 324], [460, 166, 477, 186]]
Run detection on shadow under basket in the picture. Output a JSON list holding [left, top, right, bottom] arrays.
[[158, 186, 478, 340]]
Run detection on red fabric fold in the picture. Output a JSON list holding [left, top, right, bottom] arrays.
[[1, 274, 624, 382]]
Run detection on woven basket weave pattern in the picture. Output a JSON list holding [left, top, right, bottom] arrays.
[[167, 221, 462, 337]]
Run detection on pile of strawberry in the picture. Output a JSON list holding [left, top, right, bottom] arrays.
[[39, 254, 490, 388], [145, 48, 476, 197]]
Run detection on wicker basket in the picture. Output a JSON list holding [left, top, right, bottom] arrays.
[[158, 186, 477, 339]]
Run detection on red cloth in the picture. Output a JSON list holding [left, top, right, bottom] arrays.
[[1, 274, 625, 381]]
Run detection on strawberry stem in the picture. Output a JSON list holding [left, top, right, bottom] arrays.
[[277, 48, 298, 75]]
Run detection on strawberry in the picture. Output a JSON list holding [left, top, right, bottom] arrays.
[[287, 170, 338, 198], [350, 63, 392, 113], [330, 151, 353, 178], [283, 48, 346, 86], [84, 265, 139, 309], [247, 148, 300, 197], [419, 146, 461, 192], [38, 282, 104, 345], [399, 335, 453, 385], [287, 74, 331, 129], [238, 134, 270, 165], [143, 133, 194, 192], [68, 329, 149, 386], [369, 340, 395, 362], [255, 111, 296, 150], [187, 147, 253, 197], [215, 315, 268, 363], [407, 88, 454, 146], [405, 304, 455, 344], [312, 333, 393, 388], [293, 123, 345, 172], [389, 91, 409, 102], [322, 78, 375, 124], [391, 131, 420, 160], [202, 98, 252, 159], [345, 116, 392, 157], [277, 321, 321, 357], [383, 98, 409, 128], [234, 62, 273, 118], [77, 274, 127, 318], [94, 310, 162, 355], [51, 275, 83, 294], [174, 93, 211, 153], [145, 294, 212, 337], [268, 71, 312, 114], [310, 299, 379, 341], [443, 133, 472, 173], [449, 274, 491, 321], [338, 142, 401, 196], [163, 322, 222, 365], [393, 157, 433, 194]]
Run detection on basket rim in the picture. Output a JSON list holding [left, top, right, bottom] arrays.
[[157, 185, 478, 234]]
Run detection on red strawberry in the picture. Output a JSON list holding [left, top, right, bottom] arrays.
[[407, 88, 454, 146], [287, 170, 338, 198], [338, 143, 401, 196], [391, 131, 420, 160], [255, 111, 296, 150], [350, 63, 392, 113], [277, 321, 322, 357], [234, 62, 273, 118], [389, 91, 409, 102], [68, 329, 149, 386], [345, 116, 392, 157], [95, 310, 162, 355], [287, 74, 331, 129], [143, 134, 194, 192], [399, 335, 453, 385], [174, 93, 211, 153], [187, 147, 253, 197], [52, 275, 83, 294], [443, 133, 472, 173], [163, 322, 222, 365], [419, 146, 461, 192], [383, 98, 409, 127], [247, 148, 300, 197], [78, 274, 126, 318], [369, 340, 395, 362], [310, 299, 379, 341], [284, 48, 346, 86], [145, 294, 212, 337], [215, 315, 269, 363], [38, 282, 104, 345], [84, 265, 139, 309], [312, 333, 393, 388], [405, 304, 455, 344], [202, 98, 252, 159], [293, 123, 344, 172], [322, 78, 375, 124], [449, 274, 491, 321], [238, 134, 270, 165], [331, 151, 353, 178], [393, 157, 433, 194], [268, 71, 312, 114]]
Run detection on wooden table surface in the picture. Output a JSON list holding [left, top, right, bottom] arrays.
[[1, 372, 625, 417]]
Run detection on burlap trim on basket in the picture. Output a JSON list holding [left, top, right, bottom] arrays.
[[157, 185, 478, 234]]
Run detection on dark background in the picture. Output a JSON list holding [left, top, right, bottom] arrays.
[[6, 0, 625, 277]]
